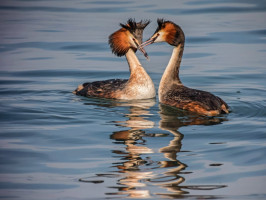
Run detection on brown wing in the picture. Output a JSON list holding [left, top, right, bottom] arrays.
[[162, 85, 229, 115], [74, 79, 127, 99]]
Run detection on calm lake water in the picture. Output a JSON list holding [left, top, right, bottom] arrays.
[[0, 0, 266, 199]]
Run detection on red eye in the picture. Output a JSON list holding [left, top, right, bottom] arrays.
[[132, 38, 138, 46]]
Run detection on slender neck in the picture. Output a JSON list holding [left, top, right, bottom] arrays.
[[159, 43, 184, 87], [125, 48, 150, 81], [125, 48, 142, 73], [123, 48, 155, 99]]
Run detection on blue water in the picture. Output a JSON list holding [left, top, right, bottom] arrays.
[[0, 0, 266, 199]]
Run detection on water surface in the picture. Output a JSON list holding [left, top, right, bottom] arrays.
[[0, 0, 266, 199]]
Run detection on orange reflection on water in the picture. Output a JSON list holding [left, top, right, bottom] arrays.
[[80, 100, 227, 198]]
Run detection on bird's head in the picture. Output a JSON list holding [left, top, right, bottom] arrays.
[[109, 19, 150, 59], [139, 19, 185, 48]]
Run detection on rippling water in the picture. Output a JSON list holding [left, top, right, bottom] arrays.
[[1, 0, 266, 199]]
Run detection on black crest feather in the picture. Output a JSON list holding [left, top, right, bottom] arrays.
[[136, 19, 150, 30], [120, 18, 137, 34], [134, 19, 150, 44], [119, 18, 150, 34], [155, 18, 176, 33], [155, 18, 166, 33], [109, 19, 150, 57]]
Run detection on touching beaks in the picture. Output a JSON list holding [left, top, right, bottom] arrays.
[[139, 33, 160, 49], [132, 38, 149, 60]]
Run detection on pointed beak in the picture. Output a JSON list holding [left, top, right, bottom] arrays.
[[139, 34, 159, 49], [133, 38, 149, 60], [138, 46, 149, 60]]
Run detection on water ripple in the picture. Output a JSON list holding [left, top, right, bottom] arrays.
[[0, 0, 266, 199], [187, 29, 266, 44], [0, 42, 107, 52], [150, 3, 266, 15], [232, 100, 266, 118], [0, 5, 132, 13], [0, 69, 128, 79]]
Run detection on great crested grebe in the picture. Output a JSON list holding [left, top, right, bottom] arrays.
[[140, 19, 229, 116], [73, 19, 156, 100]]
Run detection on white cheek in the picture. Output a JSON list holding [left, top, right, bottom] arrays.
[[129, 37, 138, 48], [154, 31, 165, 43]]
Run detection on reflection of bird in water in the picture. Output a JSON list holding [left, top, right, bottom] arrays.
[[110, 99, 156, 198], [158, 104, 225, 161], [79, 99, 156, 198], [79, 100, 227, 198], [148, 104, 187, 195], [150, 104, 227, 197], [140, 19, 229, 116], [114, 99, 156, 130], [74, 19, 155, 100]]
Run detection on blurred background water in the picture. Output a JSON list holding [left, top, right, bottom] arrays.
[[0, 0, 266, 199]]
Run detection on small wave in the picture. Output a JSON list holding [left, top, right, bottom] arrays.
[[3, 69, 128, 79], [0, 5, 132, 13], [0, 42, 106, 53], [181, 184, 227, 190], [184, 52, 215, 59], [231, 100, 266, 118], [79, 173, 120, 183], [186, 37, 219, 44], [149, 3, 266, 15]]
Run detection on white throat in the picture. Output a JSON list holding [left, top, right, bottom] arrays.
[[159, 44, 183, 101]]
